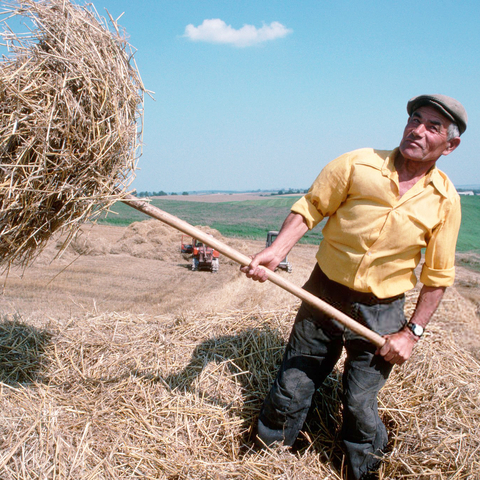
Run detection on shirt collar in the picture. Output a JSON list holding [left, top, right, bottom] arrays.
[[381, 148, 399, 179], [384, 147, 449, 198], [425, 166, 449, 198]]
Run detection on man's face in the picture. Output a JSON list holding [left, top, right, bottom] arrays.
[[399, 105, 460, 163]]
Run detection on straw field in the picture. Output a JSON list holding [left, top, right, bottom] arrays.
[[0, 221, 479, 479]]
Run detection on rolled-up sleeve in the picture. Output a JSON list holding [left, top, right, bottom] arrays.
[[420, 194, 461, 287], [291, 153, 353, 230], [290, 196, 324, 229]]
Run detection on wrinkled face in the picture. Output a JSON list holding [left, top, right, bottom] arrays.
[[399, 105, 460, 163]]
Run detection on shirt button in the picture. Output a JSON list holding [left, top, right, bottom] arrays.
[[366, 251, 371, 256]]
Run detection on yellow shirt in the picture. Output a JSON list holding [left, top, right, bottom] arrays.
[[291, 148, 461, 298]]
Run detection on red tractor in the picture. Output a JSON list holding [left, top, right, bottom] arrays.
[[181, 235, 219, 273]]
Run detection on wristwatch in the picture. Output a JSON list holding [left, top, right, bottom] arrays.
[[406, 322, 424, 338]]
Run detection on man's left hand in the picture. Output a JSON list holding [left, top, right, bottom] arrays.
[[376, 329, 418, 365]]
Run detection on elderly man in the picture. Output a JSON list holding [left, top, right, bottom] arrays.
[[241, 94, 467, 479]]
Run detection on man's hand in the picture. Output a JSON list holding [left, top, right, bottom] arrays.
[[376, 328, 418, 365], [240, 212, 309, 283], [377, 285, 446, 365], [240, 248, 283, 283]]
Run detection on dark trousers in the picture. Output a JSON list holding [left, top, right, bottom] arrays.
[[257, 265, 406, 480]]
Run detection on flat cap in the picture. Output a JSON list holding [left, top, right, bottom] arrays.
[[407, 94, 467, 135]]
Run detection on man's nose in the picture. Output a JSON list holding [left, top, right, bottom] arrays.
[[410, 123, 426, 136]]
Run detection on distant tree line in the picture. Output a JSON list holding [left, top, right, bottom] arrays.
[[133, 189, 310, 198], [271, 188, 308, 196], [135, 191, 189, 197]]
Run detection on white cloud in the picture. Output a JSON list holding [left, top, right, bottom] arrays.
[[184, 19, 292, 47]]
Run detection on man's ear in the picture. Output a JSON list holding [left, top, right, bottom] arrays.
[[443, 137, 461, 156]]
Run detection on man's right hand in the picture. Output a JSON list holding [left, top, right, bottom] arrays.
[[240, 248, 283, 283], [240, 212, 309, 283]]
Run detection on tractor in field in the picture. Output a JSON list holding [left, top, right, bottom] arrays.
[[266, 230, 292, 273], [181, 235, 219, 272]]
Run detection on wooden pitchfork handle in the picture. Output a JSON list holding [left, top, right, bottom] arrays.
[[121, 194, 386, 348]]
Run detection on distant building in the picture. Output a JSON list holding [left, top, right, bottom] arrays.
[[458, 191, 475, 195]]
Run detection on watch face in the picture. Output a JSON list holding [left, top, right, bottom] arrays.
[[409, 323, 424, 337]]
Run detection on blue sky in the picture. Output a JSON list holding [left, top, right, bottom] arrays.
[[12, 1, 480, 192]]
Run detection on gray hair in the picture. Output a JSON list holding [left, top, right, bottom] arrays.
[[447, 121, 460, 140]]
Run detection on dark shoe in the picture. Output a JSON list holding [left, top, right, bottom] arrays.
[[256, 418, 285, 448]]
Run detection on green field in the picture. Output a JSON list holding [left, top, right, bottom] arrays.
[[455, 195, 480, 252], [98, 196, 325, 244], [98, 195, 480, 252]]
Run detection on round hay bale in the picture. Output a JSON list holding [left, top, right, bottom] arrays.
[[0, 0, 145, 268]]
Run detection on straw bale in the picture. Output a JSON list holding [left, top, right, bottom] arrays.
[[111, 219, 225, 262], [0, 302, 479, 479], [0, 0, 145, 268]]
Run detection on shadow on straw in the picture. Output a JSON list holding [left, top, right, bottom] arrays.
[[0, 315, 53, 385], [161, 325, 345, 467]]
